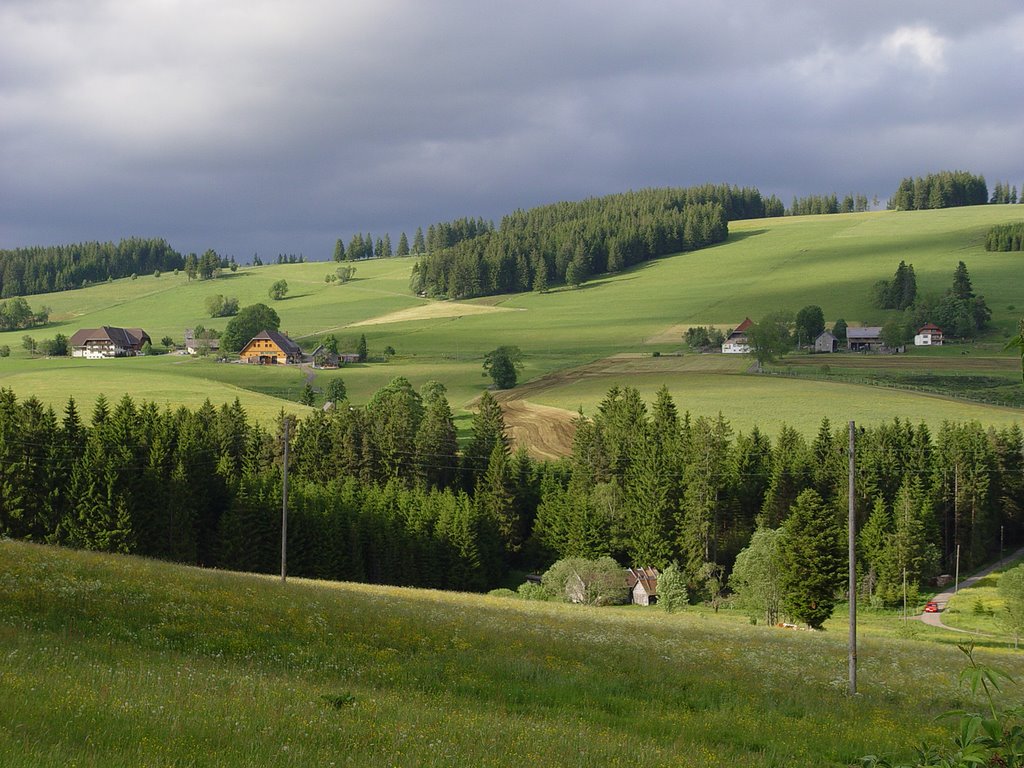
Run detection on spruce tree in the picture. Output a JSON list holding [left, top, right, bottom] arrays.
[[780, 489, 845, 628]]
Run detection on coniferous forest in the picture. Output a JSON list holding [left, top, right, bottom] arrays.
[[0, 238, 184, 298], [408, 185, 782, 299], [2, 381, 1020, 608]]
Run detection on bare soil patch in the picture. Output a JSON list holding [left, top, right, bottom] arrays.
[[484, 353, 744, 458], [348, 301, 520, 327]]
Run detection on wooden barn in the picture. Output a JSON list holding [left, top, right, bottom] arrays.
[[626, 566, 660, 606], [239, 329, 303, 365]]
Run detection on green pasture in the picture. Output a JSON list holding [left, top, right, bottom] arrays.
[[526, 363, 1024, 436], [0, 206, 1022, 432], [4, 540, 1024, 767]]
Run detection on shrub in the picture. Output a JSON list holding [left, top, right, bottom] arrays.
[[541, 557, 626, 606], [658, 564, 689, 612], [0, 345, 9, 357], [516, 582, 548, 601]]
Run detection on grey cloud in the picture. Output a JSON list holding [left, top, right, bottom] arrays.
[[2, 1, 1023, 259]]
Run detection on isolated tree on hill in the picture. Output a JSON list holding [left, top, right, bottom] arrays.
[[221, 303, 281, 353], [333, 238, 346, 262], [483, 345, 523, 389], [794, 305, 825, 347], [780, 489, 845, 629], [396, 232, 410, 257], [324, 378, 347, 404], [747, 311, 793, 370], [268, 280, 288, 301], [357, 334, 368, 362]]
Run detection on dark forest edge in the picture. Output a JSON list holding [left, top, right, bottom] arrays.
[[1, 381, 1020, 614]]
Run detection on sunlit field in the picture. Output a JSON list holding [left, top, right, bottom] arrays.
[[1, 206, 1022, 436], [3, 540, 1024, 767]]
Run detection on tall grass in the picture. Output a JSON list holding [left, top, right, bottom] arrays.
[[3, 540, 1023, 766]]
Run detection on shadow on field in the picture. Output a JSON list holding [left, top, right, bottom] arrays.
[[722, 228, 769, 244]]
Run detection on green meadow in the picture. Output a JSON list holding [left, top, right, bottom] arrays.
[[3, 539, 1024, 768], [1, 205, 1022, 438]]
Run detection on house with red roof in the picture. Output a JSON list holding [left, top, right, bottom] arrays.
[[914, 323, 943, 346], [721, 317, 753, 354]]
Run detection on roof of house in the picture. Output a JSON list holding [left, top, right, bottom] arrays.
[[244, 329, 302, 357], [69, 326, 149, 348], [816, 330, 837, 340], [846, 326, 883, 340], [733, 317, 753, 333], [917, 323, 943, 333], [183, 329, 220, 349], [626, 566, 659, 594]]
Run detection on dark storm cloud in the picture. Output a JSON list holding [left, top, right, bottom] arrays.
[[2, 1, 1023, 259]]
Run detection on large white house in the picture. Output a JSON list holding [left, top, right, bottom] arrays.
[[722, 317, 753, 354], [69, 326, 150, 358]]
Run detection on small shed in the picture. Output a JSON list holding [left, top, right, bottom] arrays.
[[626, 566, 660, 606], [814, 330, 838, 353]]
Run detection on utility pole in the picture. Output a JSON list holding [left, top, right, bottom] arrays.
[[281, 417, 290, 583], [954, 544, 960, 594], [848, 420, 857, 696]]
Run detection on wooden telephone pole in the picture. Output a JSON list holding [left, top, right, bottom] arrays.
[[848, 420, 857, 696], [281, 417, 290, 583]]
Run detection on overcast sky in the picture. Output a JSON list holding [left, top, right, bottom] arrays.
[[2, 1, 1023, 260]]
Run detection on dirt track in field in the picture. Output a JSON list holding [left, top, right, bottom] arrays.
[[486, 353, 702, 459]]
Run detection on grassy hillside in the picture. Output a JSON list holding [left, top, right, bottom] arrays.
[[2, 540, 1022, 767], [1, 206, 1022, 439]]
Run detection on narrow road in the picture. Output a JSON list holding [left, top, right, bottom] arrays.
[[918, 546, 1024, 632]]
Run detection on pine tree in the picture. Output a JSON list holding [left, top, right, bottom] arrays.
[[333, 238, 346, 262], [463, 391, 508, 483], [396, 232, 410, 257], [414, 388, 458, 489], [624, 433, 672, 568], [780, 489, 845, 628]]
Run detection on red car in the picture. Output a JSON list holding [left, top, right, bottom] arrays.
[[924, 601, 940, 613]]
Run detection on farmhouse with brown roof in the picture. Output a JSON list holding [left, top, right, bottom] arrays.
[[239, 329, 303, 365], [69, 326, 151, 358], [722, 317, 753, 354]]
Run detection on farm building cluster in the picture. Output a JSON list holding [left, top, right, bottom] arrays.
[[70, 325, 359, 368], [721, 318, 943, 355]]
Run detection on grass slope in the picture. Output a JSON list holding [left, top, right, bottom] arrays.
[[0, 206, 1022, 437], [3, 540, 1023, 767]]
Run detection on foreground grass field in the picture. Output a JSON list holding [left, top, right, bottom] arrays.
[[2, 541, 1024, 767], [0, 206, 1022, 441]]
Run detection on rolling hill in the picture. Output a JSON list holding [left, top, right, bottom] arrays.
[[1, 205, 1022, 447], [2, 539, 1020, 767]]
